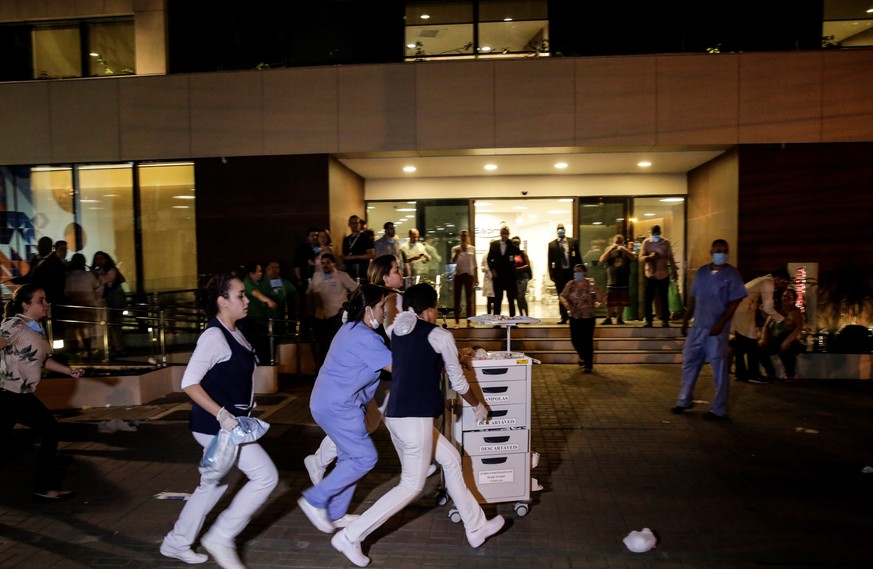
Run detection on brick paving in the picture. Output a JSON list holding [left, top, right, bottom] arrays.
[[2, 365, 873, 568]]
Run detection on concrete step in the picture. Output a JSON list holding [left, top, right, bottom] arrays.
[[530, 350, 684, 364], [456, 336, 684, 352]]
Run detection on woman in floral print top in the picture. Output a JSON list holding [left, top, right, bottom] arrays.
[[0, 284, 83, 501], [560, 264, 605, 373]]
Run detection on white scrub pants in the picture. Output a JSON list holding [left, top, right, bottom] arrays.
[[343, 416, 486, 544], [677, 327, 731, 417], [162, 431, 278, 549]]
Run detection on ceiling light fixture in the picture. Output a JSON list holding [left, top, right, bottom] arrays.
[[403, 166, 417, 172], [480, 46, 492, 52], [659, 197, 685, 203], [484, 164, 498, 171], [504, 18, 513, 22], [406, 43, 416, 49], [173, 195, 196, 200], [637, 161, 652, 168], [420, 14, 430, 19], [554, 162, 568, 169], [644, 212, 656, 217]]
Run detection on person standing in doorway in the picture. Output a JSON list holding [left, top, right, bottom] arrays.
[[548, 224, 581, 324], [487, 226, 520, 316], [599, 234, 637, 324], [672, 240, 746, 420], [341, 215, 375, 284], [451, 230, 478, 324], [639, 225, 678, 328]]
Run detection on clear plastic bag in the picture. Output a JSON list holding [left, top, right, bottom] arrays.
[[198, 417, 270, 485]]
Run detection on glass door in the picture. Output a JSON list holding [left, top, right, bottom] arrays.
[[578, 198, 630, 317]]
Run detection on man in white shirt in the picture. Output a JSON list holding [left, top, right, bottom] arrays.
[[307, 253, 357, 366], [400, 228, 430, 279], [450, 229, 478, 324], [731, 269, 790, 383]]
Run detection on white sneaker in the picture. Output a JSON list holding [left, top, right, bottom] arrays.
[[298, 496, 335, 533], [466, 515, 505, 548], [159, 543, 208, 564], [333, 514, 360, 528], [304, 454, 325, 485], [199, 537, 246, 569], [331, 529, 370, 567], [426, 463, 438, 477]]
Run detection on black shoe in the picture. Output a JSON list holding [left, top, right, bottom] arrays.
[[582, 368, 593, 374], [735, 376, 749, 382], [662, 322, 670, 328], [643, 322, 654, 328], [748, 377, 772, 384], [670, 405, 692, 414], [616, 318, 625, 325], [578, 360, 585, 366], [601, 317, 613, 325], [702, 411, 729, 421], [559, 318, 569, 324]]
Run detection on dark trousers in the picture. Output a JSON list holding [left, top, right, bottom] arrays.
[[453, 273, 475, 322], [313, 313, 343, 365], [644, 276, 671, 324], [569, 317, 596, 370], [493, 276, 517, 316], [553, 270, 573, 321], [1, 389, 60, 493], [731, 333, 761, 380]]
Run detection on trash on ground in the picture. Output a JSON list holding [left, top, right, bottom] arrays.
[[154, 492, 191, 501], [623, 528, 657, 553], [794, 427, 819, 434], [97, 419, 138, 433], [861, 466, 873, 474]]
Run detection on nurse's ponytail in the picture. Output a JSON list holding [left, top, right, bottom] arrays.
[[343, 284, 390, 324]]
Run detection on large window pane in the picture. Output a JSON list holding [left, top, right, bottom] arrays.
[[405, 1, 473, 59], [578, 199, 627, 310], [32, 26, 81, 79], [139, 163, 197, 291], [87, 20, 135, 76], [77, 164, 136, 292]]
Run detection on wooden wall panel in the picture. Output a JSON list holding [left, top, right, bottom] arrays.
[[195, 154, 330, 277], [737, 143, 873, 281]]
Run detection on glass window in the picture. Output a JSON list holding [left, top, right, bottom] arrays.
[[32, 25, 81, 79], [87, 20, 136, 76], [76, 164, 136, 292], [405, 2, 474, 59], [578, 199, 627, 307], [479, 0, 548, 55], [138, 163, 197, 291]]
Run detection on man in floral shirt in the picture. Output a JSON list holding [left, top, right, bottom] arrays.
[[559, 263, 605, 373]]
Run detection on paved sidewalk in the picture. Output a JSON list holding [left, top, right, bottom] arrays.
[[2, 364, 873, 568]]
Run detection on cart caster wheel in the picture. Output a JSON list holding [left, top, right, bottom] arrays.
[[448, 508, 462, 524], [435, 489, 448, 507], [513, 502, 529, 517]]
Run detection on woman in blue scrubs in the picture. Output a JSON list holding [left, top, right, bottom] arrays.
[[297, 284, 393, 532]]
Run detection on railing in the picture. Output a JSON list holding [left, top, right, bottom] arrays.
[[41, 289, 300, 368]]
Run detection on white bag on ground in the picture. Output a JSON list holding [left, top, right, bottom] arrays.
[[623, 528, 657, 553], [199, 417, 270, 485]]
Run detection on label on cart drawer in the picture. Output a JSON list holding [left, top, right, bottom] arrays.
[[479, 443, 519, 452], [484, 394, 510, 403], [479, 469, 515, 485]]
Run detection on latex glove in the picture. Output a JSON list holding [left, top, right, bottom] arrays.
[[473, 402, 490, 424], [217, 407, 239, 432]]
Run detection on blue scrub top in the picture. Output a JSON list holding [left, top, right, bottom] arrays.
[[690, 264, 747, 331], [310, 321, 392, 416]]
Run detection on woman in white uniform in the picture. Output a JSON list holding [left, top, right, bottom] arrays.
[[160, 273, 278, 569]]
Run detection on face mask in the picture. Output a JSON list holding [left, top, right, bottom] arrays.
[[574, 272, 585, 281], [712, 252, 728, 266], [25, 320, 44, 334], [557, 230, 565, 238], [386, 238, 394, 244], [369, 318, 380, 329], [313, 246, 321, 253], [652, 235, 662, 243]]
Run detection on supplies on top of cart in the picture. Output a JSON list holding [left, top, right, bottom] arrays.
[[470, 348, 525, 360]]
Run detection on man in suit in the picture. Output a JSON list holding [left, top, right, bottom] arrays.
[[548, 223, 581, 323], [487, 226, 521, 316]]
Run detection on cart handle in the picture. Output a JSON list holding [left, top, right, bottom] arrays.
[[482, 368, 509, 375], [482, 386, 508, 393], [481, 457, 508, 465], [483, 436, 510, 443]]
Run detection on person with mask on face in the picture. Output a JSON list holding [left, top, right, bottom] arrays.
[[639, 225, 678, 328], [559, 264, 604, 373], [672, 239, 747, 420], [548, 224, 581, 324], [599, 234, 637, 325]]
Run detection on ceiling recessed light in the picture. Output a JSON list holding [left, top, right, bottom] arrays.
[[644, 212, 656, 217], [637, 161, 652, 168], [554, 162, 568, 169], [403, 166, 417, 173], [406, 43, 416, 49], [173, 195, 196, 200], [420, 14, 430, 19], [868, 8, 873, 13], [592, 221, 603, 225], [659, 197, 685, 203], [484, 164, 497, 171], [480, 46, 492, 52], [407, 201, 417, 204], [504, 18, 513, 22]]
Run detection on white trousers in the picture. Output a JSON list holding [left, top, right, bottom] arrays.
[[343, 416, 486, 544], [162, 431, 278, 549]]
